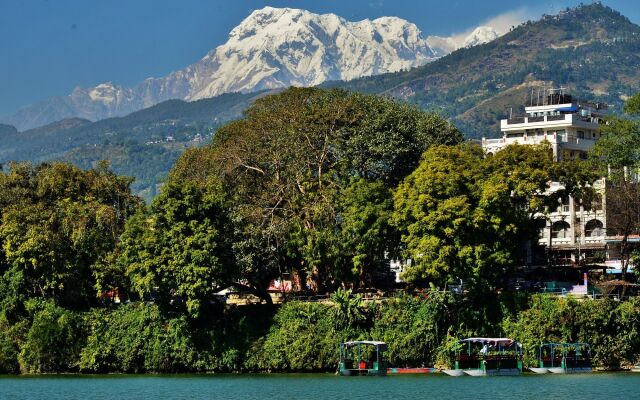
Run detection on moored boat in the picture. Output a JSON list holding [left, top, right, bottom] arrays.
[[338, 341, 387, 376], [528, 367, 549, 374], [537, 343, 592, 374], [442, 369, 466, 376], [444, 337, 523, 376], [387, 367, 437, 374]]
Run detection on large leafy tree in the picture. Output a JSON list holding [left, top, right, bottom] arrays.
[[337, 179, 396, 285], [393, 143, 594, 291], [392, 145, 488, 288], [0, 162, 141, 312], [590, 92, 640, 279], [121, 181, 236, 316], [167, 87, 462, 292]]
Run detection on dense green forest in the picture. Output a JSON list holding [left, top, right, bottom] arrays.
[[1, 88, 640, 374], [0, 92, 266, 200]]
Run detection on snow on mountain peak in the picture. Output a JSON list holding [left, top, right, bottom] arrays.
[[184, 7, 438, 100], [426, 25, 501, 56], [4, 7, 504, 130], [463, 26, 500, 48]]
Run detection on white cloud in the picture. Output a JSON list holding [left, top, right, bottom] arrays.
[[482, 8, 531, 34], [448, 8, 531, 43]]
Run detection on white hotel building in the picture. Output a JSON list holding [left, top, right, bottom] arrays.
[[481, 92, 613, 270]]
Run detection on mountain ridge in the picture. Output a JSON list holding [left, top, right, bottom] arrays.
[[325, 3, 640, 138], [4, 3, 638, 201], [2, 7, 502, 131], [0, 91, 269, 199]]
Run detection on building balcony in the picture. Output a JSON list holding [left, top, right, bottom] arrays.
[[501, 114, 600, 130], [557, 135, 596, 151]]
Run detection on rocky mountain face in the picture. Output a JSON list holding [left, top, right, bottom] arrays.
[[3, 7, 501, 131]]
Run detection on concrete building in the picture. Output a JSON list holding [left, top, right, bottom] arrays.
[[482, 90, 612, 271]]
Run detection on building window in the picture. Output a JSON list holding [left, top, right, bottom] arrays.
[[551, 221, 571, 239], [585, 219, 604, 237], [557, 196, 570, 213]]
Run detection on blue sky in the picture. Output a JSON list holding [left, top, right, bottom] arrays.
[[0, 0, 638, 118]]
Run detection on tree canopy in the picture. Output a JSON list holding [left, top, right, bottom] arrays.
[[120, 181, 235, 316], [163, 87, 462, 295], [0, 162, 141, 313], [392, 143, 594, 291]]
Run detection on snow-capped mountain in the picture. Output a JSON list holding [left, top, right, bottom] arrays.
[[462, 26, 500, 47], [3, 7, 501, 131], [169, 7, 439, 102], [426, 26, 500, 57]]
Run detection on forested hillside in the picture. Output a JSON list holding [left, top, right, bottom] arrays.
[[0, 91, 267, 199], [327, 3, 640, 138], [3, 4, 639, 199]]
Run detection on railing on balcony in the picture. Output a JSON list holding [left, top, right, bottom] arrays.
[[506, 115, 569, 125], [483, 138, 504, 144], [557, 135, 595, 145], [507, 117, 525, 124]]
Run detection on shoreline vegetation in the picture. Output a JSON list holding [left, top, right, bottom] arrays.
[[2, 293, 640, 374], [2, 88, 640, 374]]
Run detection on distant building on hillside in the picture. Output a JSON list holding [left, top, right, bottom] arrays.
[[481, 88, 625, 274]]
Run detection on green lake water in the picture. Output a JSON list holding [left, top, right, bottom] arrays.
[[1, 373, 639, 399]]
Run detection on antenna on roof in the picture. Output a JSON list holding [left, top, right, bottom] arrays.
[[530, 88, 534, 107]]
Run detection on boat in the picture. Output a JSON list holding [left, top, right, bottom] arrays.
[[631, 366, 640, 373], [444, 337, 523, 376], [442, 369, 466, 376], [537, 343, 592, 374], [338, 341, 387, 376], [387, 367, 438, 374]]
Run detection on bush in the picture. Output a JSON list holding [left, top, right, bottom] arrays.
[[0, 316, 19, 373], [19, 301, 85, 373], [247, 299, 369, 372], [503, 295, 640, 369], [80, 303, 200, 373], [371, 292, 454, 367]]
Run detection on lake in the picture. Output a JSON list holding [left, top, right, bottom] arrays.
[[1, 373, 639, 399]]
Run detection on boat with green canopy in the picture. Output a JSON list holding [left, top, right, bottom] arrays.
[[443, 337, 523, 376], [530, 343, 592, 374], [338, 341, 387, 376]]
